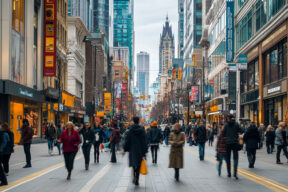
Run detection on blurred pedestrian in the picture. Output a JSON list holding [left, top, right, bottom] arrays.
[[56, 123, 63, 155], [265, 125, 275, 154], [258, 124, 265, 149], [147, 121, 162, 164], [0, 123, 14, 175], [194, 120, 207, 161], [223, 114, 242, 179], [243, 122, 260, 168], [93, 122, 104, 163], [60, 122, 81, 180], [0, 128, 9, 186], [169, 123, 185, 181], [22, 119, 33, 168], [110, 120, 121, 163], [79, 122, 95, 170], [275, 122, 288, 164], [208, 124, 214, 146], [123, 117, 148, 186], [163, 126, 171, 146], [45, 121, 56, 155], [216, 123, 227, 176]]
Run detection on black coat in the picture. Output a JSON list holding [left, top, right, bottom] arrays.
[[163, 127, 170, 138], [147, 126, 162, 144], [79, 128, 95, 147], [243, 125, 260, 149], [194, 126, 207, 144], [124, 124, 148, 167], [265, 131, 275, 144], [223, 120, 242, 144]]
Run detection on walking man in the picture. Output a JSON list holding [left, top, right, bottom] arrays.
[[223, 114, 242, 179], [22, 119, 33, 168], [194, 120, 207, 161], [124, 117, 148, 186], [147, 121, 162, 164]]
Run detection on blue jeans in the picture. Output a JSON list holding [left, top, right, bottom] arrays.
[[48, 140, 54, 151], [218, 154, 227, 175], [198, 143, 205, 160]]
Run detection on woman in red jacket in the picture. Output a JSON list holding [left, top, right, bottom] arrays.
[[60, 122, 81, 180]]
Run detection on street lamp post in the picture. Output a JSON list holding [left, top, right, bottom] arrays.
[[187, 82, 191, 126], [176, 87, 181, 122]]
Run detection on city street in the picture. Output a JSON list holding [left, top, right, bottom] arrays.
[[1, 143, 288, 192]]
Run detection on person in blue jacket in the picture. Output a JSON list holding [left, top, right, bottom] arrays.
[[0, 123, 14, 175]]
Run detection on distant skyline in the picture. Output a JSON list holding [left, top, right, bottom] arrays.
[[134, 0, 178, 86]]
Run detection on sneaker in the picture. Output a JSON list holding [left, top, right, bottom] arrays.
[[0, 182, 8, 186], [277, 162, 283, 164]]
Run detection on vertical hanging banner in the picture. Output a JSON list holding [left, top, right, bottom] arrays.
[[44, 0, 57, 76], [104, 93, 112, 114], [226, 1, 234, 63]]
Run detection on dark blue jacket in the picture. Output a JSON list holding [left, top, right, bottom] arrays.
[[2, 131, 14, 154]]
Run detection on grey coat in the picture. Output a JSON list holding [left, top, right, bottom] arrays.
[[275, 129, 284, 146]]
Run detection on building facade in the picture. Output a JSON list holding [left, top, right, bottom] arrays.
[[0, 0, 45, 143], [137, 52, 150, 97], [113, 0, 134, 82], [178, 0, 184, 59], [236, 0, 288, 126], [67, 17, 90, 105], [111, 46, 129, 67], [183, 0, 202, 87]]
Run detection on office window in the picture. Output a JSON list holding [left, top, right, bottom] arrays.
[[255, 0, 267, 32], [269, 0, 285, 19]]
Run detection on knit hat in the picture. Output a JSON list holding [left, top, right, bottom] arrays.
[[151, 121, 158, 127]]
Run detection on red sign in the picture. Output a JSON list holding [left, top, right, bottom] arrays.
[[190, 86, 199, 101], [44, 0, 57, 76]]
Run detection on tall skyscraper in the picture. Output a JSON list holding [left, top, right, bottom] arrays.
[[159, 16, 175, 75], [113, 0, 134, 81], [178, 0, 184, 59], [137, 52, 150, 97], [93, 0, 110, 39], [68, 0, 94, 31]]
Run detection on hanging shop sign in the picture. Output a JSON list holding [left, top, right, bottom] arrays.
[[190, 86, 199, 102], [226, 1, 234, 63], [104, 93, 112, 114], [267, 86, 281, 94], [44, 0, 57, 76]]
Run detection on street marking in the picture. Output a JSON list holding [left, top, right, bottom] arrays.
[[80, 163, 112, 192], [185, 147, 288, 192], [2, 154, 83, 192], [113, 167, 131, 192]]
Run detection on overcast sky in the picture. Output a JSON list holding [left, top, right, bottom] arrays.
[[134, 0, 178, 86]]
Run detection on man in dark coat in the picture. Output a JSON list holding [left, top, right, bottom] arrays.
[[243, 122, 260, 168], [124, 117, 148, 186], [194, 120, 207, 161], [147, 121, 162, 164], [22, 119, 33, 168], [223, 114, 242, 179], [110, 120, 121, 163]]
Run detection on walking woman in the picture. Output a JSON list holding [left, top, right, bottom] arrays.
[[243, 122, 260, 168], [169, 123, 185, 181], [1, 123, 14, 175], [265, 125, 275, 154], [275, 122, 288, 164], [56, 124, 63, 155], [79, 122, 95, 170], [163, 126, 171, 146], [93, 122, 104, 163], [46, 121, 56, 155], [60, 122, 81, 180], [147, 121, 162, 164]]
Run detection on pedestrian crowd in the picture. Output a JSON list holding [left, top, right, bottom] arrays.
[[0, 113, 288, 187]]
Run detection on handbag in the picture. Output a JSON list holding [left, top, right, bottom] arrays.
[[237, 136, 244, 151], [140, 159, 148, 175]]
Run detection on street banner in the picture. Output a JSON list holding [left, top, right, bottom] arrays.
[[190, 86, 199, 102], [44, 0, 57, 76], [226, 1, 234, 63], [104, 93, 111, 114], [114, 82, 122, 99]]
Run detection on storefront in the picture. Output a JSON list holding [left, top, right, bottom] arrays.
[[240, 90, 259, 125], [69, 97, 86, 124], [206, 98, 224, 124], [263, 81, 287, 126], [2, 80, 45, 143]]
